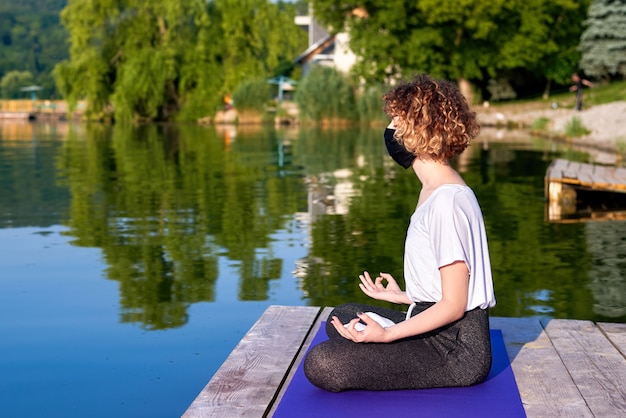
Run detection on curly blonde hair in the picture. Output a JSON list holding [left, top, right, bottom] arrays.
[[383, 74, 480, 162]]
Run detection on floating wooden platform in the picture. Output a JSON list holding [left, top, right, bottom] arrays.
[[545, 158, 626, 222], [182, 305, 626, 417]]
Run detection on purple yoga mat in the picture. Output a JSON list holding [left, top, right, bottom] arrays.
[[273, 324, 526, 417]]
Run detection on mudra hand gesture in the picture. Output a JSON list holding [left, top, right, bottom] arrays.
[[358, 271, 411, 305]]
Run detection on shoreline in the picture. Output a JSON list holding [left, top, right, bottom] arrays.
[[477, 101, 626, 163]]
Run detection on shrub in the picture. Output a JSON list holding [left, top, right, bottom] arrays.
[[231, 79, 272, 124], [531, 117, 550, 130], [232, 79, 272, 113], [564, 116, 591, 137], [295, 66, 357, 123]]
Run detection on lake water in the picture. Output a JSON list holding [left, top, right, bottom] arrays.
[[1, 121, 625, 417]]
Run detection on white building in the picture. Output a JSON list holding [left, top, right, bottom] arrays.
[[293, 14, 356, 76]]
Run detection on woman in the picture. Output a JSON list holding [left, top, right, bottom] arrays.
[[303, 74, 496, 392]]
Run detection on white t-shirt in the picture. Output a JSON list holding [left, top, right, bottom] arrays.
[[404, 184, 496, 311]]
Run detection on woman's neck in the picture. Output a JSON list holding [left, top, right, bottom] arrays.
[[413, 158, 466, 205]]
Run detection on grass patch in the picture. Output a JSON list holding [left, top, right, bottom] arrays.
[[583, 80, 626, 106], [487, 80, 626, 113], [531, 117, 550, 130], [564, 116, 590, 137]]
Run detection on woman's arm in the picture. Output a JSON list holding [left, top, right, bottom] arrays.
[[331, 261, 469, 343], [384, 261, 469, 341]]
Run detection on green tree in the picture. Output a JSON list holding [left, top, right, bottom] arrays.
[[579, 0, 626, 80], [54, 0, 222, 121], [310, 0, 589, 100], [215, 0, 307, 94], [0, 70, 33, 98]]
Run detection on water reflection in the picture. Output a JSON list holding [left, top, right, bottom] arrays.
[[2, 121, 626, 328], [586, 221, 626, 317], [52, 123, 312, 329]]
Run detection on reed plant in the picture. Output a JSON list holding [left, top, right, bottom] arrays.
[[356, 85, 387, 124], [616, 139, 626, 165]]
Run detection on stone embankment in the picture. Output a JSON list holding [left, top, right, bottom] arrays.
[[477, 101, 626, 154]]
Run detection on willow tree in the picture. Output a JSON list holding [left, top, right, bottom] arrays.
[[54, 1, 222, 121], [214, 0, 307, 93], [310, 0, 589, 101]]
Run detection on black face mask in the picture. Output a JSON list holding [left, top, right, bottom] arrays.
[[384, 128, 416, 169]]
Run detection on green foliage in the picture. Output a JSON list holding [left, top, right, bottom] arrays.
[[520, 79, 625, 108], [232, 79, 272, 112], [531, 117, 550, 130], [311, 0, 590, 91], [0, 70, 33, 98], [525, 0, 592, 86], [54, 0, 306, 121], [578, 79, 626, 105], [616, 137, 626, 167], [580, 0, 626, 79], [564, 116, 591, 137], [215, 0, 307, 93], [0, 0, 68, 99], [55, 0, 220, 121], [295, 66, 357, 122]]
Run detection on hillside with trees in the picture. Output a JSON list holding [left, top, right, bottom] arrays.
[[0, 0, 68, 99]]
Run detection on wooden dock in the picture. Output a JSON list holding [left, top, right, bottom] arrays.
[[182, 305, 626, 417], [545, 158, 626, 222]]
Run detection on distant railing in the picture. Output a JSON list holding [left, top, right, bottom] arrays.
[[0, 100, 69, 113]]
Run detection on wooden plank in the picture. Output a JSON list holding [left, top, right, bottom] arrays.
[[490, 317, 592, 417], [182, 305, 321, 418], [546, 159, 570, 181], [592, 165, 612, 187], [597, 322, 626, 358], [266, 307, 333, 416], [607, 168, 626, 186], [541, 319, 626, 417], [553, 158, 570, 171], [579, 163, 594, 178], [616, 167, 626, 179], [562, 168, 578, 180]]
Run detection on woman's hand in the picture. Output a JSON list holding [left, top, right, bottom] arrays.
[[358, 271, 411, 304], [329, 313, 389, 343]]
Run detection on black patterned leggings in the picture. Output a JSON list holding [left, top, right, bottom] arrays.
[[303, 302, 492, 392]]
